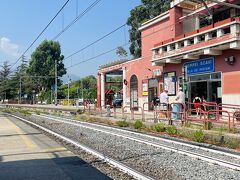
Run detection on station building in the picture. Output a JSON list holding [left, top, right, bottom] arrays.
[[97, 0, 240, 110]]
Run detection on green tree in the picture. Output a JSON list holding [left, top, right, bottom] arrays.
[[27, 40, 66, 93], [61, 75, 97, 100], [0, 61, 12, 101], [127, 0, 170, 58], [116, 46, 128, 59]]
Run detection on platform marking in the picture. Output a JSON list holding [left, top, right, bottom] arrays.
[[6, 118, 37, 149]]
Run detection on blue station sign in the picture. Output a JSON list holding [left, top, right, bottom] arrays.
[[184, 57, 215, 75]]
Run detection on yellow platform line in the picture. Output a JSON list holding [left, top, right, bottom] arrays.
[[6, 118, 37, 149], [44, 147, 67, 153]]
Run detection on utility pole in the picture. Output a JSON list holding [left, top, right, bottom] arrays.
[[81, 79, 83, 99], [19, 76, 22, 104], [67, 75, 71, 106], [19, 55, 26, 104], [55, 59, 57, 106]]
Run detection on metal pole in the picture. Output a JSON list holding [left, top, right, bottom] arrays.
[[81, 80, 83, 99], [55, 59, 57, 106], [68, 76, 70, 106], [19, 76, 22, 104], [51, 89, 53, 104]]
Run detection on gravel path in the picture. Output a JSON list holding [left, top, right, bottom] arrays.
[[19, 114, 240, 179]]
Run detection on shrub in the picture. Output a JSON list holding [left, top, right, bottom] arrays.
[[154, 123, 165, 132], [166, 125, 177, 135], [18, 109, 31, 116], [134, 120, 143, 129], [224, 138, 240, 149], [116, 121, 129, 127], [76, 114, 89, 121], [192, 129, 205, 143], [207, 122, 213, 130], [77, 109, 85, 114], [34, 110, 41, 115]]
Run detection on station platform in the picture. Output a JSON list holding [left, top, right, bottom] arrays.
[[0, 113, 110, 180]]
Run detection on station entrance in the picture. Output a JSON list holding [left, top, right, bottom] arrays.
[[187, 72, 222, 104]]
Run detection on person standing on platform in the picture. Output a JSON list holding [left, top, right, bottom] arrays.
[[172, 87, 185, 120], [193, 95, 202, 116], [202, 96, 207, 111], [159, 89, 169, 117], [160, 89, 169, 104], [175, 87, 185, 104]]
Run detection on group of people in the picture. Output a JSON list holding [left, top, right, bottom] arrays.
[[153, 87, 206, 118], [155, 87, 185, 105]]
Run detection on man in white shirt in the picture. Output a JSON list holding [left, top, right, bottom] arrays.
[[158, 89, 169, 118], [160, 89, 169, 104], [175, 87, 185, 104], [172, 87, 185, 120]]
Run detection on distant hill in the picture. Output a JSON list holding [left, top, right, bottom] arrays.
[[61, 74, 81, 84]]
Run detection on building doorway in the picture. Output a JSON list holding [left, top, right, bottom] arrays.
[[130, 75, 138, 110], [190, 81, 207, 102], [188, 72, 222, 104], [148, 87, 157, 110], [148, 78, 158, 110]]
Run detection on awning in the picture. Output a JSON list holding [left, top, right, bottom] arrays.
[[105, 89, 115, 95]]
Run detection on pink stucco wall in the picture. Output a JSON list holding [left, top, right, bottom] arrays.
[[123, 7, 183, 97], [97, 7, 184, 106]]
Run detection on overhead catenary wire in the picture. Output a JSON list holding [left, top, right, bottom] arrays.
[[52, 0, 102, 40], [9, 0, 70, 70], [64, 23, 127, 61], [65, 0, 240, 70], [65, 15, 187, 69]]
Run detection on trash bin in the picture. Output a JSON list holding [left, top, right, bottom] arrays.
[[106, 105, 111, 117]]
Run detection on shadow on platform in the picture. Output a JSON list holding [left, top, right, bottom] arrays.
[[0, 156, 112, 180]]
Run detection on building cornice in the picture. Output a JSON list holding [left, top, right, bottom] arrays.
[[138, 12, 169, 31]]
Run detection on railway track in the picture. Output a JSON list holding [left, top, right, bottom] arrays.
[[8, 112, 240, 179], [35, 114, 240, 170], [9, 113, 154, 180]]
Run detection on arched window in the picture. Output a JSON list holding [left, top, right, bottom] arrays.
[[130, 75, 138, 110]]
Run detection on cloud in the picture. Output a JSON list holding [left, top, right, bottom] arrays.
[[0, 37, 20, 58]]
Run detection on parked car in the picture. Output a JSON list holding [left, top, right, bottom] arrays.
[[112, 98, 123, 107]]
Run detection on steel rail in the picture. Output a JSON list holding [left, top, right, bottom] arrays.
[[39, 114, 240, 159], [35, 114, 240, 171], [8, 114, 154, 180]]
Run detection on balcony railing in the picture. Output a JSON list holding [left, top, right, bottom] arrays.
[[152, 17, 240, 62]]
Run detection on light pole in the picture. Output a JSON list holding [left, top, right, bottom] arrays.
[[55, 59, 57, 106], [81, 79, 83, 99], [67, 75, 71, 106], [19, 76, 22, 104]]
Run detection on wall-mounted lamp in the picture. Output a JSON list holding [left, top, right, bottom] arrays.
[[225, 56, 236, 65]]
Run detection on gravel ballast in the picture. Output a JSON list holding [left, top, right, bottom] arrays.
[[13, 113, 240, 180]]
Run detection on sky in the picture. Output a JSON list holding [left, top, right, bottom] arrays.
[[0, 0, 141, 81]]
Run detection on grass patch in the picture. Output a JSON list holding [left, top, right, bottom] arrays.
[[17, 109, 31, 116], [134, 120, 143, 129], [154, 122, 165, 132], [116, 121, 129, 127], [166, 125, 177, 135], [224, 138, 240, 149], [191, 129, 205, 143]]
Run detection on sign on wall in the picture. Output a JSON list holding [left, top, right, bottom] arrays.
[[184, 57, 215, 75], [142, 83, 148, 96], [163, 72, 176, 96]]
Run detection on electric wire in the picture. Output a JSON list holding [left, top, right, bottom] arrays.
[[65, 15, 188, 69], [9, 0, 70, 70], [64, 23, 126, 61], [52, 0, 102, 40]]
